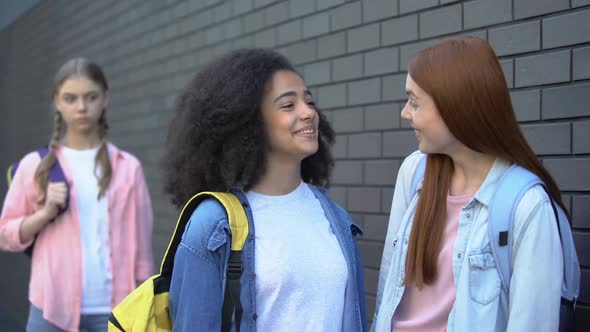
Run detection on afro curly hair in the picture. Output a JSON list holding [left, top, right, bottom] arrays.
[[162, 48, 335, 208]]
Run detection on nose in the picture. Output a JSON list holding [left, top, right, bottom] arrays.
[[76, 98, 87, 112], [300, 101, 316, 121], [401, 101, 412, 121]]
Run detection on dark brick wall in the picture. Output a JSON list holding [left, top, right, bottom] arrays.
[[0, 0, 588, 330]]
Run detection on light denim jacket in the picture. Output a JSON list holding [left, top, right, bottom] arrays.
[[169, 184, 368, 332], [371, 151, 563, 332]]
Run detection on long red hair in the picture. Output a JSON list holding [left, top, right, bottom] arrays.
[[404, 37, 569, 288]]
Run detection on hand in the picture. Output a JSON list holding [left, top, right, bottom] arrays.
[[41, 182, 68, 221]]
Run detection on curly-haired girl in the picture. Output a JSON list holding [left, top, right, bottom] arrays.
[[163, 48, 367, 331]]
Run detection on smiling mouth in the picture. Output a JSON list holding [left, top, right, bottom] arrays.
[[294, 128, 315, 135]]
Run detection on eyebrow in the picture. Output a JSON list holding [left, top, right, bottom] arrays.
[[273, 89, 313, 104], [62, 91, 99, 97]]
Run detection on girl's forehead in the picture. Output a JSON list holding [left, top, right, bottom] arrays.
[[58, 75, 103, 93]]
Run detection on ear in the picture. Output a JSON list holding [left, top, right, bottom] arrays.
[[103, 90, 110, 109], [53, 94, 60, 111]]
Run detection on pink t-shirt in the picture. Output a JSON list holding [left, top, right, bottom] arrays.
[[392, 192, 474, 332]]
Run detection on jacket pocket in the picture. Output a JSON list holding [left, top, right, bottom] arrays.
[[468, 251, 501, 305]]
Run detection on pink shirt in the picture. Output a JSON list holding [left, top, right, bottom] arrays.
[[392, 192, 474, 332], [0, 143, 154, 332]]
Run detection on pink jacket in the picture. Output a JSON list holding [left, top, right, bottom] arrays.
[[0, 143, 154, 332]]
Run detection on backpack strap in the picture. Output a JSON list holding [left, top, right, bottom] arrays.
[[410, 154, 427, 199], [488, 165, 540, 293], [159, 191, 249, 331], [37, 148, 69, 214]]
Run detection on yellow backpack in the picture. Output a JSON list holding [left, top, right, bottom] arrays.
[[108, 192, 249, 332]]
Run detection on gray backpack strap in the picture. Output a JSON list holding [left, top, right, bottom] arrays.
[[488, 165, 541, 293], [410, 155, 427, 199], [489, 165, 580, 306]]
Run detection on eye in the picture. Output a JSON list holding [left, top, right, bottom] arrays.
[[64, 95, 76, 103], [306, 100, 316, 108], [87, 94, 99, 102], [408, 100, 418, 110], [280, 103, 294, 110]]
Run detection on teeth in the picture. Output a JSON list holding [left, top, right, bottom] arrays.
[[297, 129, 315, 134]]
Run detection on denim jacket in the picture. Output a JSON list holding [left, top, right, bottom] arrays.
[[169, 184, 368, 332], [371, 151, 563, 332]]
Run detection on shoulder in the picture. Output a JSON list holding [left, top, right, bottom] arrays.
[[399, 150, 425, 176], [107, 143, 144, 175], [514, 184, 552, 223], [12, 150, 43, 179], [182, 197, 230, 246]]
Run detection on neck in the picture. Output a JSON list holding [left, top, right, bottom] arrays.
[[448, 147, 495, 196], [250, 155, 302, 195], [62, 130, 102, 150]]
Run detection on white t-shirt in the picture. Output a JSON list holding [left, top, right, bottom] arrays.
[[246, 182, 348, 331], [61, 145, 112, 314]]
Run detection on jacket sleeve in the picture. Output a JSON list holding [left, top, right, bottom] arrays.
[[0, 152, 40, 252], [169, 201, 227, 331], [371, 150, 423, 330], [133, 163, 154, 281], [506, 186, 562, 332]]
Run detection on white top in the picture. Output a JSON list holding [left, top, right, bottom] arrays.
[[61, 145, 112, 314], [246, 182, 348, 332]]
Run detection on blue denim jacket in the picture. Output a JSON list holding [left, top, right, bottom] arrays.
[[169, 185, 368, 332], [371, 151, 563, 332]]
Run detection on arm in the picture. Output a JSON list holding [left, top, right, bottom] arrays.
[[372, 151, 422, 327], [0, 153, 59, 251], [506, 186, 562, 332], [169, 203, 226, 331], [133, 163, 154, 283]]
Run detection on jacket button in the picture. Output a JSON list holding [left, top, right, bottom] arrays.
[[248, 235, 254, 241], [253, 313, 257, 320], [250, 273, 256, 279], [242, 203, 249, 208], [466, 213, 471, 219], [457, 253, 462, 259]]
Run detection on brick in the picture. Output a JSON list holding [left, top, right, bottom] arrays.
[[317, 0, 346, 10], [214, 2, 233, 22], [510, 89, 541, 122], [264, 2, 289, 26], [521, 123, 571, 155], [464, 0, 512, 29], [365, 47, 399, 76], [328, 186, 347, 207], [255, 0, 279, 7], [543, 9, 590, 49], [303, 60, 331, 85], [349, 133, 382, 158], [331, 107, 364, 132], [243, 11, 265, 33], [544, 158, 590, 191], [289, 0, 316, 18], [332, 160, 364, 184], [333, 54, 364, 81], [514, 0, 569, 19], [254, 28, 277, 48], [400, 0, 438, 14], [283, 39, 317, 64], [515, 50, 570, 88], [365, 103, 401, 130], [330, 2, 362, 31], [348, 24, 380, 52], [225, 19, 242, 39], [363, 215, 390, 243], [500, 59, 514, 88], [382, 187, 395, 213], [348, 187, 382, 213], [572, 196, 590, 229], [348, 78, 381, 105], [277, 20, 302, 45], [574, 46, 590, 80], [333, 134, 348, 158], [573, 120, 590, 154], [574, 233, 590, 266], [489, 21, 541, 56], [365, 160, 400, 185], [317, 32, 347, 59], [580, 270, 590, 303], [303, 12, 330, 38], [318, 83, 347, 108], [363, 0, 398, 22], [381, 15, 418, 48], [383, 130, 418, 157], [419, 4, 462, 38], [358, 241, 385, 269], [382, 74, 407, 102], [542, 83, 590, 119], [234, 0, 253, 15], [573, 0, 590, 6]]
